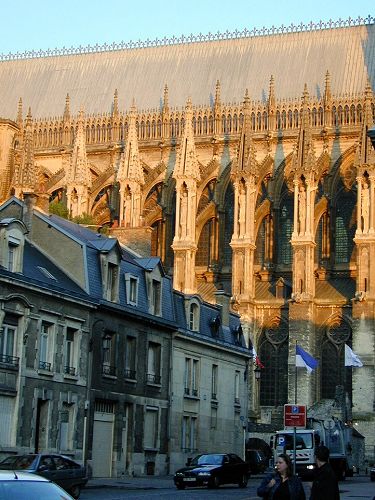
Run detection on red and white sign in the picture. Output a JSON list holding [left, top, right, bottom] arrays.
[[284, 404, 306, 428]]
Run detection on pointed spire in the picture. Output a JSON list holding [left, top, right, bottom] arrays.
[[16, 107, 36, 193], [323, 70, 332, 105], [268, 75, 275, 108], [112, 89, 119, 116], [67, 106, 91, 186], [292, 85, 316, 175], [63, 94, 70, 121], [355, 80, 375, 166], [215, 80, 221, 107], [233, 89, 256, 177], [163, 84, 169, 112], [173, 98, 200, 180], [117, 100, 144, 184], [17, 98, 23, 128]]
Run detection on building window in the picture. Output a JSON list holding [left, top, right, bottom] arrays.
[[102, 332, 116, 376], [182, 415, 197, 452], [211, 364, 218, 400], [144, 407, 158, 449], [64, 327, 78, 376], [334, 188, 356, 265], [188, 303, 199, 331], [259, 324, 289, 406], [150, 279, 161, 316], [278, 197, 294, 266], [59, 403, 74, 451], [234, 370, 240, 404], [125, 274, 139, 306], [39, 321, 53, 371], [0, 315, 18, 367], [105, 262, 119, 302], [8, 243, 17, 272], [147, 342, 161, 384], [184, 358, 199, 397], [124, 336, 136, 379], [0, 395, 15, 446]]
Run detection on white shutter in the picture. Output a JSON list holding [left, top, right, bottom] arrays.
[[0, 396, 15, 446]]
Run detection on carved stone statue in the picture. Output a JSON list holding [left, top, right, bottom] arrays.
[[180, 189, 188, 238], [298, 185, 306, 233], [238, 183, 246, 235], [361, 181, 370, 233]]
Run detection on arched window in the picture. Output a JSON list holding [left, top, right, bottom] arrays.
[[288, 110, 293, 128], [276, 111, 281, 129], [293, 110, 299, 128], [259, 323, 289, 406], [222, 184, 234, 270], [334, 187, 356, 265], [321, 320, 352, 399], [196, 218, 217, 268], [263, 111, 268, 130], [151, 219, 164, 259], [257, 112, 262, 131], [251, 112, 256, 130], [188, 303, 199, 331], [315, 212, 330, 266], [277, 195, 294, 265]]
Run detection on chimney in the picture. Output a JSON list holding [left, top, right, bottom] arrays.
[[214, 290, 231, 327], [22, 192, 37, 234]]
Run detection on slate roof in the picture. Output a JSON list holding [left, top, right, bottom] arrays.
[[0, 240, 92, 303], [0, 24, 374, 118]]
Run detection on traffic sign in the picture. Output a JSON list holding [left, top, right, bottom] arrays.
[[284, 404, 306, 428]]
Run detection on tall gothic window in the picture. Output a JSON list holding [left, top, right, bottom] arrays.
[[222, 184, 234, 269], [315, 213, 330, 266], [259, 322, 289, 406], [334, 187, 356, 265], [321, 320, 352, 399], [277, 195, 294, 266]]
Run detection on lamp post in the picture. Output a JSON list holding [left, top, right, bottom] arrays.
[[254, 365, 261, 381]]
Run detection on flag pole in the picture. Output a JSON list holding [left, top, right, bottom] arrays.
[[295, 340, 297, 404]]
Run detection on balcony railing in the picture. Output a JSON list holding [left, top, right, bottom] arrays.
[[234, 397, 240, 405], [146, 373, 161, 384], [102, 364, 116, 376], [184, 387, 190, 395], [39, 361, 52, 371], [124, 369, 136, 379], [64, 366, 76, 376], [0, 354, 19, 368], [192, 389, 198, 397], [211, 392, 217, 400]]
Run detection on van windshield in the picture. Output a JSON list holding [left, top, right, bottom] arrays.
[[276, 433, 313, 450]]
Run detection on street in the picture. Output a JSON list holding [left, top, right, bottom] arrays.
[[80, 475, 375, 499]]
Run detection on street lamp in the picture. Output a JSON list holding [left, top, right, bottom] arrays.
[[367, 126, 375, 149], [254, 365, 261, 381]]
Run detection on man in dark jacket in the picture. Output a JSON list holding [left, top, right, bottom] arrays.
[[310, 445, 340, 500]]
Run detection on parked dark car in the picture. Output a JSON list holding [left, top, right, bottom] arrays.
[[0, 453, 87, 498], [174, 453, 250, 489], [0, 470, 74, 499], [370, 465, 375, 481], [246, 449, 268, 474]]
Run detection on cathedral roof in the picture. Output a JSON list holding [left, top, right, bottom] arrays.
[[0, 24, 374, 118]]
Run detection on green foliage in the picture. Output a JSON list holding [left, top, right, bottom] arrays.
[[71, 213, 96, 225], [49, 201, 69, 219]]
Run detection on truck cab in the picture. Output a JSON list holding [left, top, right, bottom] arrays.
[[274, 429, 317, 477]]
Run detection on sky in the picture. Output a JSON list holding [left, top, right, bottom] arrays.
[[1, 0, 372, 55]]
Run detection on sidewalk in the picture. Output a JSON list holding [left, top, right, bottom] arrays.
[[86, 475, 174, 490]]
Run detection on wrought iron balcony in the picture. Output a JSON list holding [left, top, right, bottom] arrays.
[[0, 354, 19, 368], [102, 364, 116, 376], [39, 361, 52, 371], [124, 369, 136, 379], [64, 366, 76, 376], [146, 373, 161, 384]]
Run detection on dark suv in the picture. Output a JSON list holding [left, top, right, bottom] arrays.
[[246, 449, 268, 474]]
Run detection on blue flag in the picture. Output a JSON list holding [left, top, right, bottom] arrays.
[[296, 345, 318, 373]]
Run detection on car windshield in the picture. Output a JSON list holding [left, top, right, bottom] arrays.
[[276, 433, 313, 450], [0, 456, 37, 470], [191, 454, 224, 466], [0, 480, 73, 499]]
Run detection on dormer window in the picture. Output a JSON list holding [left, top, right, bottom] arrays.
[[100, 249, 120, 303], [189, 303, 199, 331], [0, 219, 26, 273], [150, 279, 161, 316], [125, 273, 139, 306]]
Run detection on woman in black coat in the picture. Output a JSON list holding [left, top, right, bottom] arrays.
[[257, 454, 306, 500]]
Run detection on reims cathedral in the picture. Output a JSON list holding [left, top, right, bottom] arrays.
[[0, 18, 374, 454]]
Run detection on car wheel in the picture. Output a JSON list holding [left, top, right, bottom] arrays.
[[69, 485, 81, 499], [209, 475, 220, 488], [176, 484, 185, 490], [238, 474, 248, 488]]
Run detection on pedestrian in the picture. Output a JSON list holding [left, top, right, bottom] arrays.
[[310, 445, 340, 500], [257, 453, 306, 499]]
